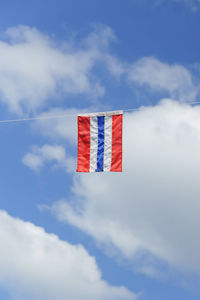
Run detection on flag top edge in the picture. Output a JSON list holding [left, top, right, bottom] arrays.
[[78, 110, 123, 117]]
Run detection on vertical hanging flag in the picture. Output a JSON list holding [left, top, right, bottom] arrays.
[[77, 111, 123, 172]]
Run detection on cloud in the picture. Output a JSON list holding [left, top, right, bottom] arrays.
[[173, 0, 200, 11], [104, 54, 127, 79], [0, 25, 110, 114], [30, 57, 200, 156], [128, 57, 199, 101], [49, 100, 200, 276], [32, 107, 80, 143], [154, 0, 200, 11], [0, 25, 198, 116], [0, 210, 136, 300], [22, 144, 74, 173]]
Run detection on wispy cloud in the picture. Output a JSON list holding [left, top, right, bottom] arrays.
[[173, 0, 200, 11], [154, 0, 200, 11], [22, 144, 74, 173], [32, 107, 80, 143], [0, 25, 199, 117], [0, 25, 113, 114], [128, 57, 199, 101]]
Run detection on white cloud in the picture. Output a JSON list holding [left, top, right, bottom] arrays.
[[85, 24, 116, 51], [128, 57, 199, 101], [0, 25, 110, 114], [104, 54, 127, 79], [32, 108, 80, 143], [0, 210, 136, 300], [50, 100, 200, 276], [155, 0, 200, 11], [173, 0, 200, 11], [22, 144, 74, 173], [0, 25, 198, 116]]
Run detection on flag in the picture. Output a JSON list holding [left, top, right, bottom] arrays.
[[77, 111, 123, 172]]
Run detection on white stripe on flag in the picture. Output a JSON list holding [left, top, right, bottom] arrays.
[[103, 115, 112, 172], [90, 116, 98, 172]]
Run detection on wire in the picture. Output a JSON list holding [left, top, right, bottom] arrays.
[[0, 101, 200, 124], [0, 112, 76, 124]]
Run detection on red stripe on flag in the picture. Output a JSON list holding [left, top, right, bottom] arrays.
[[110, 114, 123, 172], [77, 116, 90, 172]]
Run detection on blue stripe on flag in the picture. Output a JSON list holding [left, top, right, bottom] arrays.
[[96, 116, 105, 172]]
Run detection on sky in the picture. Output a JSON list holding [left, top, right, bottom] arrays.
[[0, 0, 200, 299]]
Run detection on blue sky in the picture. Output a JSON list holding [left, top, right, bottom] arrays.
[[0, 0, 200, 299]]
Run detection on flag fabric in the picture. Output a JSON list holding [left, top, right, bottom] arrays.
[[77, 111, 123, 172]]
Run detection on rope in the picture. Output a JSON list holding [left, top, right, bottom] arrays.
[[0, 101, 200, 124]]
